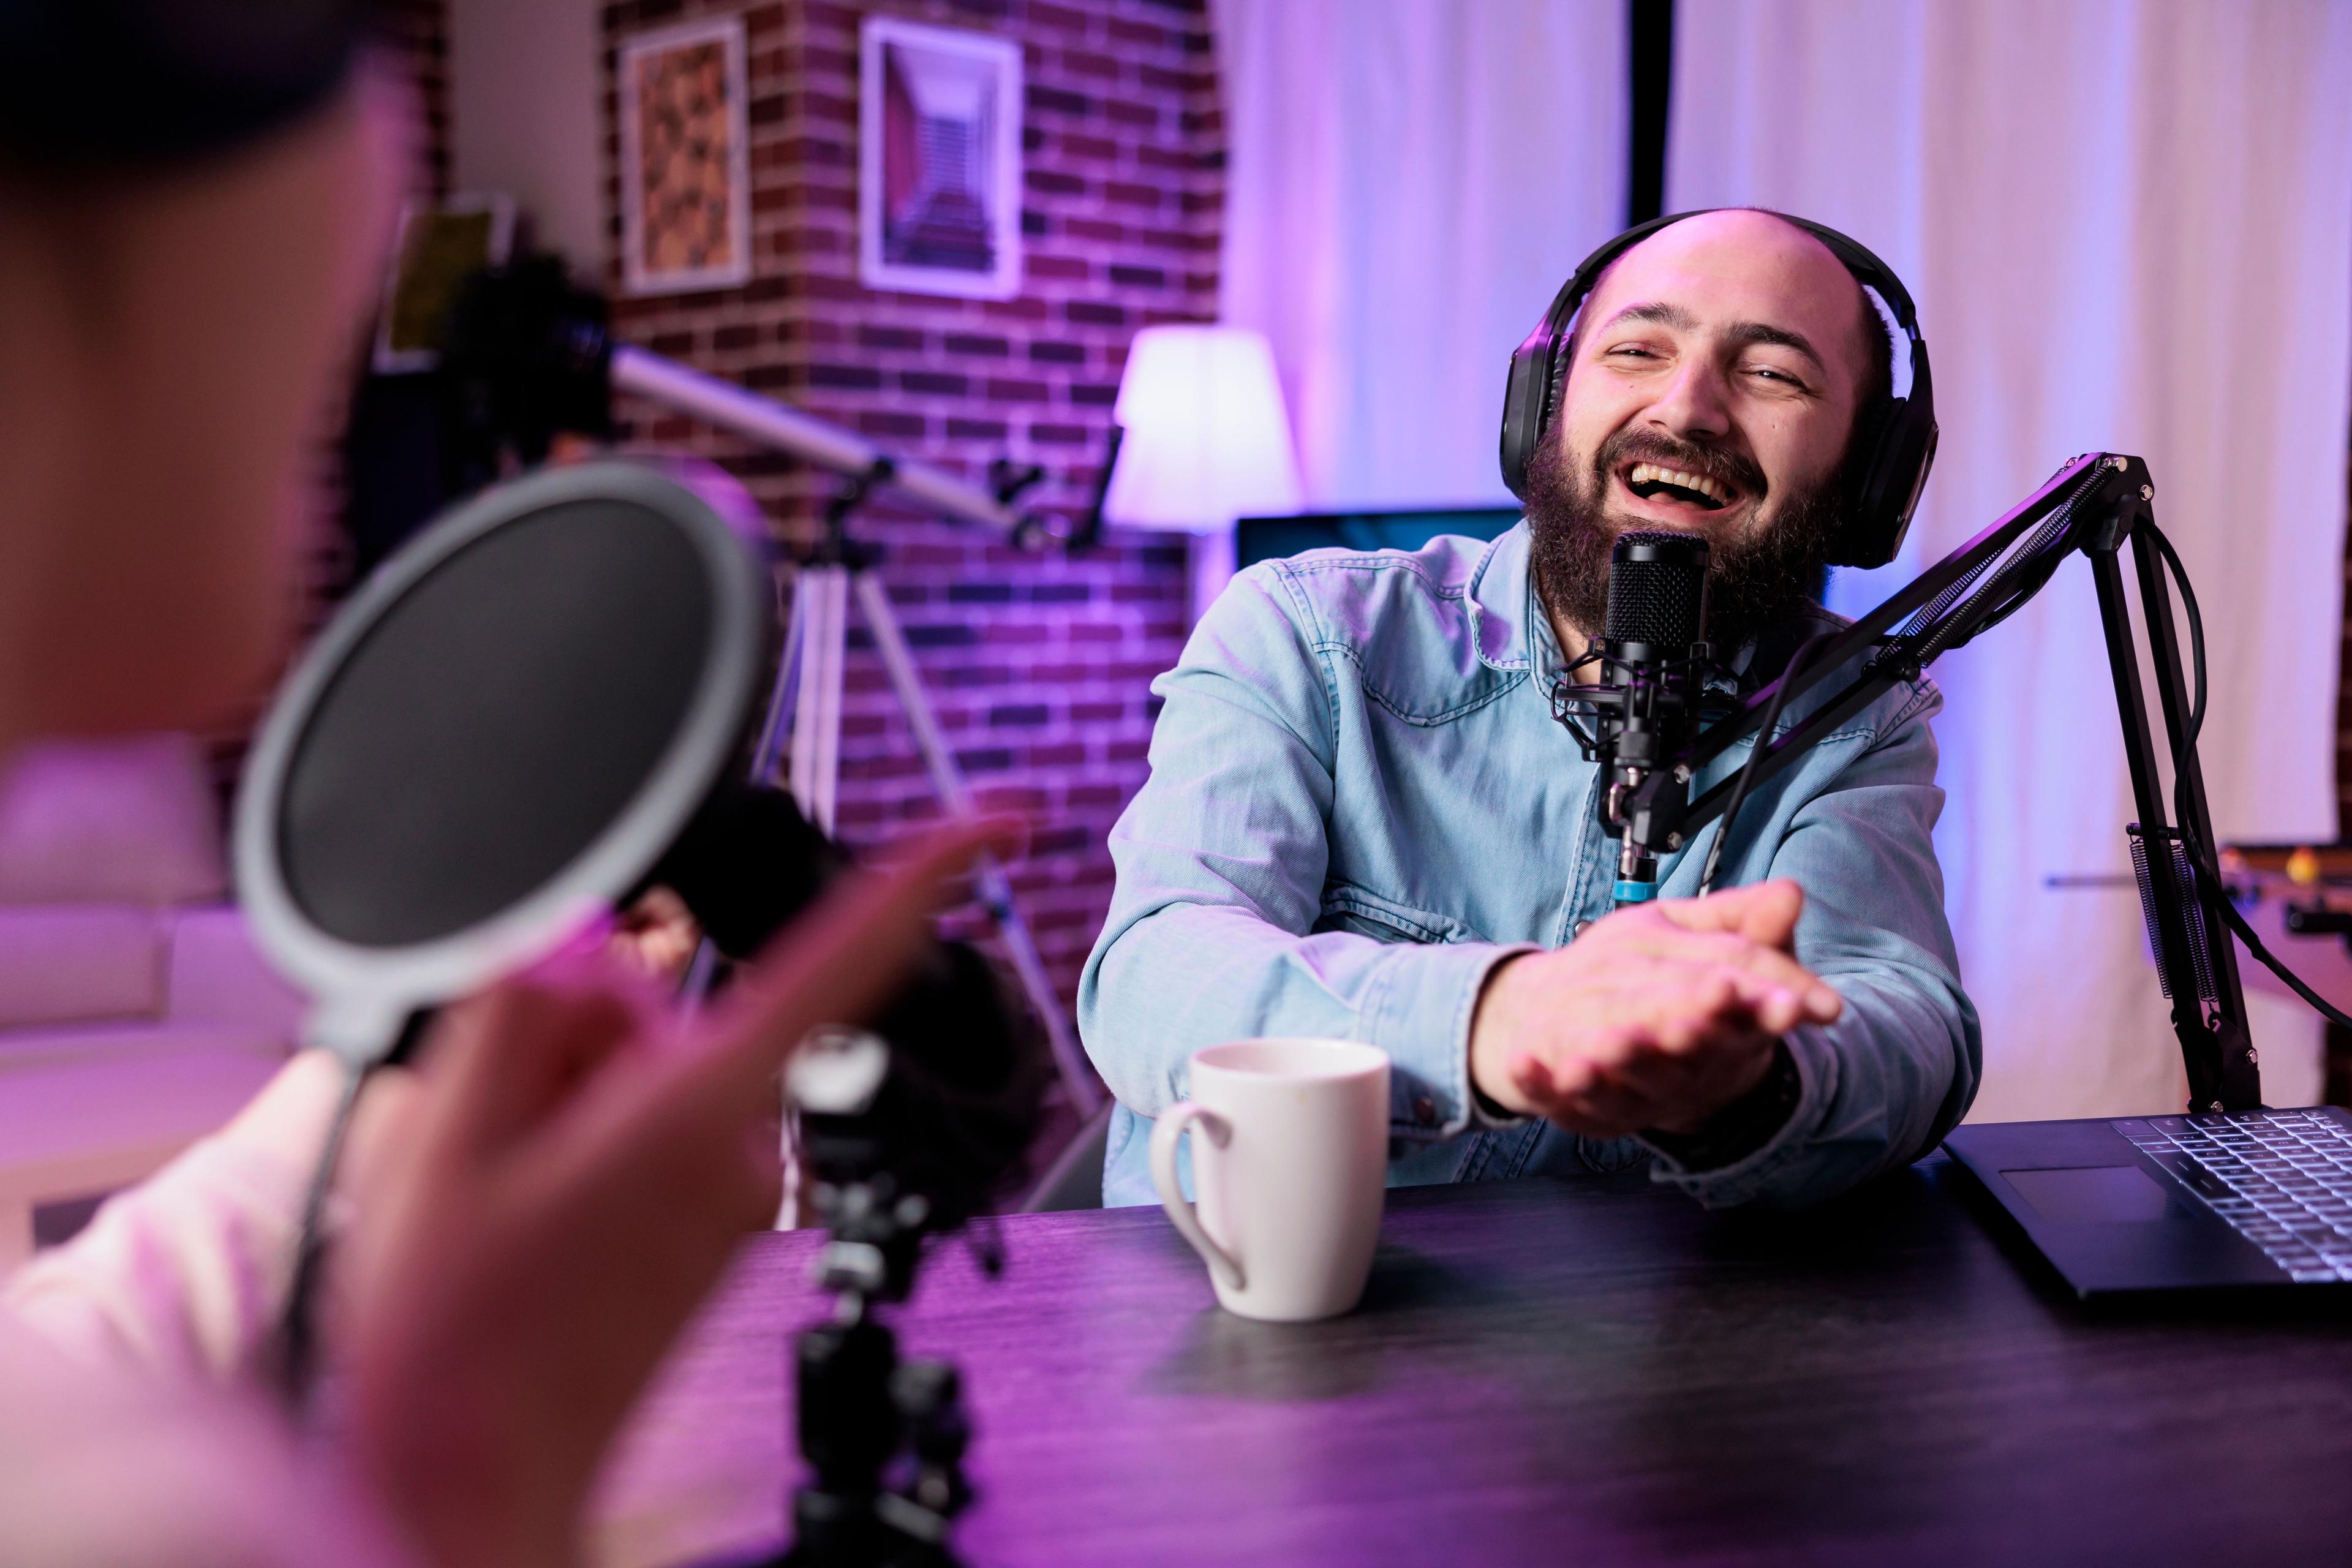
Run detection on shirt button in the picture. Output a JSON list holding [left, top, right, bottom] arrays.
[[1412, 1094, 1438, 1126], [1573, 919, 1593, 938]]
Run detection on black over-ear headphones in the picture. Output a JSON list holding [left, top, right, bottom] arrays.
[[1499, 209, 1938, 570]]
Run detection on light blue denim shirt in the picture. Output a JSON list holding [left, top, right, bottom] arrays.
[[1078, 522, 1980, 1210]]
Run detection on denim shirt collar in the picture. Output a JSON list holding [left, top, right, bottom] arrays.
[[1464, 521, 1567, 685]]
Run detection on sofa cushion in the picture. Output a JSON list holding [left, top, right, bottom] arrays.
[[0, 1020, 288, 1075], [0, 734, 227, 907], [164, 905, 307, 1041], [0, 906, 163, 1029]]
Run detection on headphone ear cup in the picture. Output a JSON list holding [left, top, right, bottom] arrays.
[[1834, 401, 1939, 570], [1498, 332, 1559, 502]]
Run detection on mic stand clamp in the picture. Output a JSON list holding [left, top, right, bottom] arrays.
[[1551, 641, 1719, 905], [1609, 760, 1695, 901]]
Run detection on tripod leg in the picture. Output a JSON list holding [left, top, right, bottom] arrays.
[[777, 566, 854, 1225], [792, 565, 850, 835], [754, 566, 813, 786], [851, 572, 1104, 1117]]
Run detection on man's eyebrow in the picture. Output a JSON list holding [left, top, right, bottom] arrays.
[[1596, 300, 1698, 334], [1724, 321, 1826, 374], [1591, 303, 1833, 379]]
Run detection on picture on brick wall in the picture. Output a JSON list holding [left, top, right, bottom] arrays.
[[859, 16, 1023, 301], [618, 16, 753, 296]]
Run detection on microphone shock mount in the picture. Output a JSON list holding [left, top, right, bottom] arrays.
[[1551, 530, 1720, 907]]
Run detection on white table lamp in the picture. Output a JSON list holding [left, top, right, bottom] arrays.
[[1103, 324, 1303, 620]]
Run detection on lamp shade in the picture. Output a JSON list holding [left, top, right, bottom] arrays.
[[1104, 325, 1302, 534]]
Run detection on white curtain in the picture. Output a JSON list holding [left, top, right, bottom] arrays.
[[1211, 0, 1629, 508], [1669, 0, 2352, 1118]]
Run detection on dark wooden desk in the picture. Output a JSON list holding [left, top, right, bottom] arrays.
[[595, 1159, 2352, 1567]]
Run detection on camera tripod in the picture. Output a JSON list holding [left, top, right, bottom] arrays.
[[753, 1162, 992, 1568]]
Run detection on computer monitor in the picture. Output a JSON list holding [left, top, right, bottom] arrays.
[[1235, 507, 1521, 571]]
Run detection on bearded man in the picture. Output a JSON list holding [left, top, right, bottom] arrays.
[[1079, 209, 1978, 1210]]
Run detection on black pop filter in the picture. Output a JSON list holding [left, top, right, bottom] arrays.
[[234, 460, 771, 1065]]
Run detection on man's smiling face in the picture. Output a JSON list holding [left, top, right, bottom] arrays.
[[1528, 209, 1890, 651]]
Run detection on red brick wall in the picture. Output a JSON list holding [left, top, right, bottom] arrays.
[[598, 0, 1222, 1012]]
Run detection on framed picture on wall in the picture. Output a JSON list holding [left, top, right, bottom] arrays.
[[617, 16, 754, 296], [859, 16, 1023, 300]]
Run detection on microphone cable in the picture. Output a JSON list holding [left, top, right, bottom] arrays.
[[2138, 518, 2352, 1034], [1697, 627, 1842, 896], [268, 1055, 374, 1408]]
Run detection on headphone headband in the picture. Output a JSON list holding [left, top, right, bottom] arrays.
[[1499, 208, 1939, 571]]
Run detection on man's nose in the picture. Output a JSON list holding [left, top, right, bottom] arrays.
[[1646, 356, 1732, 442]]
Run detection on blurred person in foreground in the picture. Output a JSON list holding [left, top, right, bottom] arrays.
[[0, 6, 1011, 1566], [1083, 210, 1977, 1208]]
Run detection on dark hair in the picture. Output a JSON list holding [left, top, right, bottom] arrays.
[[0, 0, 361, 173]]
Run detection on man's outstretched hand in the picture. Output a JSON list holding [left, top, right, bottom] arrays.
[[1468, 880, 1842, 1140], [340, 814, 1022, 1568]]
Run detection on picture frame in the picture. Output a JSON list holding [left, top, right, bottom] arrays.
[[371, 193, 515, 374], [859, 15, 1024, 301], [617, 16, 755, 297]]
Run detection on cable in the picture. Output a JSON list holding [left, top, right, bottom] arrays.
[[2138, 517, 2352, 1033], [1698, 627, 1844, 895], [270, 1056, 372, 1407], [2141, 519, 2207, 745]]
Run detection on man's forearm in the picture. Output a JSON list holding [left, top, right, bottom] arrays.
[[1079, 900, 1534, 1141]]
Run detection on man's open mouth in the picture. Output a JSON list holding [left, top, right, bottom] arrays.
[[1619, 460, 1743, 512]]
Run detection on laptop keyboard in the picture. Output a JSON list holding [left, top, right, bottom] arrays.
[[2121, 1109, 2352, 1282]]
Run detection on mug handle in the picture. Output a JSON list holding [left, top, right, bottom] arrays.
[[1150, 1101, 1245, 1292]]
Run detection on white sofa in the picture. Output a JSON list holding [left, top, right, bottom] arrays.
[[0, 736, 302, 1270]]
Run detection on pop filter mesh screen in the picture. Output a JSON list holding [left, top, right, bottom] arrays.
[[279, 498, 715, 948]]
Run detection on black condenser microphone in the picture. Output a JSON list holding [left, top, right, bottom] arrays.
[[1574, 530, 1711, 905]]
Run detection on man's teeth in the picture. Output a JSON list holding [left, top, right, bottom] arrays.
[[1627, 462, 1732, 504]]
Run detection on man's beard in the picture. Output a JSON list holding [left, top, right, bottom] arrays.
[[1525, 426, 1849, 660]]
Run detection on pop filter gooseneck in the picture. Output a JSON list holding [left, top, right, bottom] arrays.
[[235, 458, 771, 1396]]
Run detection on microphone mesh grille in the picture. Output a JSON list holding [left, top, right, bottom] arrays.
[[1604, 531, 1709, 650]]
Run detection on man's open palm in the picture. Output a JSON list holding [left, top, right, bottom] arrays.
[[1469, 880, 1841, 1138]]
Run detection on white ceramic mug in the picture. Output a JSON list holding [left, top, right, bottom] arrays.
[[1149, 1038, 1390, 1322]]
